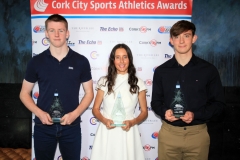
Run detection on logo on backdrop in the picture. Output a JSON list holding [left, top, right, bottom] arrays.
[[67, 40, 75, 46], [33, 92, 39, 99], [81, 157, 90, 160], [42, 37, 49, 46], [143, 144, 155, 151], [145, 79, 152, 86], [57, 155, 63, 160], [100, 27, 123, 32], [158, 26, 171, 33], [32, 40, 37, 45], [151, 132, 159, 139], [79, 40, 101, 45], [90, 51, 99, 59], [34, 0, 48, 12], [33, 25, 45, 33], [165, 54, 172, 58], [129, 26, 151, 33], [90, 117, 99, 125], [137, 67, 142, 71], [90, 133, 95, 136], [142, 119, 159, 124], [139, 39, 161, 47], [71, 27, 94, 32], [110, 40, 133, 44]]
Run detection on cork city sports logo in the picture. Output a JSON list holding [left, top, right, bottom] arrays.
[[34, 0, 48, 12]]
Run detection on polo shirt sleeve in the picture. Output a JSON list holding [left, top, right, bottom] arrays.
[[24, 57, 38, 83], [81, 57, 92, 83], [137, 77, 147, 93]]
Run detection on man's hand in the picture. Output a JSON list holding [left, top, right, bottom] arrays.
[[60, 111, 78, 125], [180, 111, 194, 123], [38, 110, 53, 125], [165, 109, 179, 122]]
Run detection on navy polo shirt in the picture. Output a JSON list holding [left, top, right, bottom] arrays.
[[25, 47, 92, 124]]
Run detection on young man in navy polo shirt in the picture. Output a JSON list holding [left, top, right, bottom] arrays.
[[20, 14, 94, 160], [151, 20, 225, 160]]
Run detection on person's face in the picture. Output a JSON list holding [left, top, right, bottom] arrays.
[[170, 30, 197, 55], [45, 21, 69, 48], [114, 48, 129, 75]]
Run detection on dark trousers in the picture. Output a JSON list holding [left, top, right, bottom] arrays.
[[34, 123, 81, 160], [158, 120, 210, 160]]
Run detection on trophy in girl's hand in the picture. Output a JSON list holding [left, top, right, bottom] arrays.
[[110, 92, 126, 127]]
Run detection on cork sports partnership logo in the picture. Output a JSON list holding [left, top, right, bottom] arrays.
[[90, 51, 99, 59], [90, 117, 99, 125], [34, 0, 48, 12], [42, 37, 49, 46], [57, 155, 63, 160]]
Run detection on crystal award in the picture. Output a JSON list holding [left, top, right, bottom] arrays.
[[110, 92, 126, 127], [170, 81, 186, 118], [48, 91, 64, 123]]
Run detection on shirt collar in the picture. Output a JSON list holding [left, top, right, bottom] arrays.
[[46, 47, 72, 58], [169, 53, 198, 67]]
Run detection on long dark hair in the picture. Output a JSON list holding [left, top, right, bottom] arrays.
[[104, 43, 139, 95]]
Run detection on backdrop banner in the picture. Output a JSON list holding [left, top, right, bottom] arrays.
[[30, 0, 192, 159]]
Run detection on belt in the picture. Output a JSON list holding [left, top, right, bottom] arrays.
[[162, 120, 206, 131]]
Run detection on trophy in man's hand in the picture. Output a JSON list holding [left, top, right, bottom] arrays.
[[110, 92, 126, 127], [48, 90, 64, 123], [170, 81, 186, 118]]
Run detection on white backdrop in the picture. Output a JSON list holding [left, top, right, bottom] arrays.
[[30, 0, 192, 159]]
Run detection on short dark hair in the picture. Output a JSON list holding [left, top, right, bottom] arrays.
[[45, 14, 68, 30], [170, 20, 196, 37]]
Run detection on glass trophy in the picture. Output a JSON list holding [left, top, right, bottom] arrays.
[[48, 90, 64, 123], [110, 92, 126, 127], [170, 81, 186, 118]]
